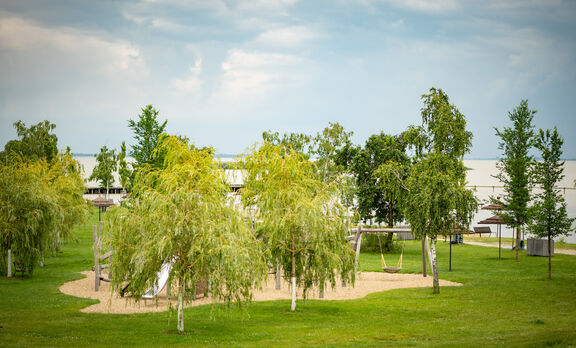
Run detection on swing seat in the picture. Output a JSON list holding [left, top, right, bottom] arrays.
[[382, 267, 402, 273]]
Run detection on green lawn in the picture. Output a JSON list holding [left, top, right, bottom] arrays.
[[1, 211, 575, 347]]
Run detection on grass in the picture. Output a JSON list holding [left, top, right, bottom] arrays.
[[1, 210, 575, 347]]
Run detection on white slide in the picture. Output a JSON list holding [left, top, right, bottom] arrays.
[[142, 261, 173, 299]]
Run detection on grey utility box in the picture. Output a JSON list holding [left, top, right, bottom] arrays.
[[527, 238, 554, 257]]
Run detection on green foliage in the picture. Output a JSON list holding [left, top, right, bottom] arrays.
[[494, 100, 535, 229], [1, 120, 58, 163], [240, 142, 355, 307], [89, 146, 117, 196], [261, 130, 312, 157], [494, 100, 536, 260], [312, 122, 353, 182], [403, 87, 477, 293], [529, 128, 574, 239], [0, 152, 87, 275], [117, 141, 133, 192], [337, 133, 410, 227], [128, 105, 168, 168], [106, 135, 266, 330]]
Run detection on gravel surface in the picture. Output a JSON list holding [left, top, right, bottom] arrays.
[[60, 270, 461, 314]]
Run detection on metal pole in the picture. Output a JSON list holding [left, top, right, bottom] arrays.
[[498, 224, 501, 260]]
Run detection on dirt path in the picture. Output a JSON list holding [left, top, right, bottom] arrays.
[[60, 271, 462, 314]]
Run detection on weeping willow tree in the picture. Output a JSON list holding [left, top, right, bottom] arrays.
[[240, 142, 355, 311], [0, 153, 87, 276], [105, 136, 266, 332]]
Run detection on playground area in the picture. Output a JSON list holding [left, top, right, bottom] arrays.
[[60, 270, 461, 314]]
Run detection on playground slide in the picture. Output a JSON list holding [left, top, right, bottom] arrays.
[[142, 261, 173, 299]]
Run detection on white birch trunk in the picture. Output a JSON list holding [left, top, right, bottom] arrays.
[[291, 276, 297, 311], [424, 236, 433, 272], [429, 237, 440, 294], [177, 291, 184, 332], [354, 232, 363, 282], [7, 249, 12, 278], [275, 262, 281, 290]]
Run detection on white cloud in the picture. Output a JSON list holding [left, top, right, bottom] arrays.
[[218, 49, 306, 99], [172, 57, 203, 95], [254, 26, 322, 47], [0, 16, 145, 76], [380, 0, 460, 13]]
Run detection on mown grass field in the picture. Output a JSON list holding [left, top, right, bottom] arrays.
[[1, 210, 575, 347]]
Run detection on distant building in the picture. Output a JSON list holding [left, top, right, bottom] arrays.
[[75, 155, 245, 203]]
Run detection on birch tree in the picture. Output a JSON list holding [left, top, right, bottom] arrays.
[[529, 128, 575, 278], [106, 136, 266, 332], [403, 87, 477, 294], [240, 142, 355, 311]]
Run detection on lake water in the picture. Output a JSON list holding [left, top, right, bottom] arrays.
[[464, 160, 576, 243]]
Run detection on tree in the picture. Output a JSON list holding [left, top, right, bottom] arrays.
[[403, 87, 477, 294], [313, 122, 353, 182], [89, 146, 117, 198], [529, 128, 575, 278], [106, 136, 265, 332], [262, 130, 312, 157], [1, 121, 87, 277], [117, 141, 133, 193], [336, 133, 410, 251], [494, 100, 536, 261], [128, 105, 168, 169], [1, 120, 58, 163], [241, 142, 355, 311]]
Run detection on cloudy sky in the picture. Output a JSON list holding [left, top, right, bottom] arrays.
[[1, 0, 575, 158]]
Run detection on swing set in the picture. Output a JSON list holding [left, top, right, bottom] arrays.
[[377, 233, 405, 273]]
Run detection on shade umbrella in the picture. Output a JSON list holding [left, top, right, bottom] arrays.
[[92, 195, 114, 222], [479, 213, 507, 259]]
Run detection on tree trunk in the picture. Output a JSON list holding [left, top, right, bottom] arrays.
[[177, 287, 184, 332], [291, 233, 297, 311], [430, 237, 440, 294], [275, 261, 281, 290], [548, 230, 552, 280], [425, 236, 433, 272], [384, 232, 394, 252], [7, 249, 12, 278], [421, 237, 427, 277], [515, 226, 521, 261]]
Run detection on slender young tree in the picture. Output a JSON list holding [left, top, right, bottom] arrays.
[[117, 141, 133, 193], [529, 128, 575, 278], [494, 100, 536, 261], [403, 87, 477, 294], [241, 142, 355, 311], [128, 105, 168, 169], [107, 136, 266, 332], [89, 146, 117, 198]]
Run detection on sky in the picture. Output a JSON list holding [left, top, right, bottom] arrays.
[[1, 0, 575, 158]]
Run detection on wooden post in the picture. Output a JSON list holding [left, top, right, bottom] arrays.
[[94, 225, 100, 291]]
